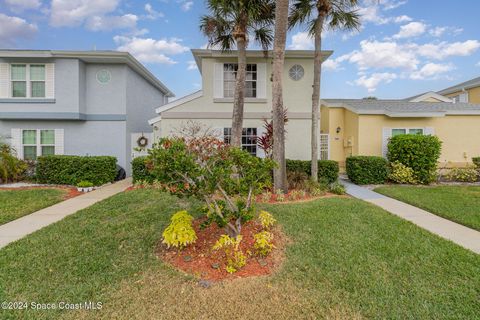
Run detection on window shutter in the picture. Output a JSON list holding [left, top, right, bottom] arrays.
[[424, 127, 435, 136], [213, 63, 223, 98], [257, 63, 267, 99], [0, 63, 9, 98], [256, 126, 266, 158], [10, 129, 23, 159], [45, 63, 55, 98], [459, 93, 468, 103], [382, 128, 392, 158], [54, 129, 64, 155]]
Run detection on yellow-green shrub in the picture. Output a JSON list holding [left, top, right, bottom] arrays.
[[389, 161, 417, 184], [446, 167, 478, 182], [162, 211, 197, 249], [212, 234, 246, 273], [258, 210, 276, 230], [253, 231, 275, 256]]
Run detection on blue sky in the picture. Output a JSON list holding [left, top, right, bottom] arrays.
[[1, 0, 479, 99]]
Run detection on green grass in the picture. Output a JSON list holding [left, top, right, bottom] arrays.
[[375, 185, 480, 231], [0, 188, 67, 225], [0, 190, 478, 319]]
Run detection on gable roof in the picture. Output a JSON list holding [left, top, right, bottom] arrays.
[[322, 99, 480, 117], [404, 91, 453, 103], [437, 76, 480, 95], [0, 50, 174, 97]]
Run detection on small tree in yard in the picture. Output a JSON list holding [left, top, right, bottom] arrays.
[[257, 110, 288, 159], [148, 137, 275, 237]]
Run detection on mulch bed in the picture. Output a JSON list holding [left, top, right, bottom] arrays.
[[157, 218, 286, 282], [0, 186, 82, 200]]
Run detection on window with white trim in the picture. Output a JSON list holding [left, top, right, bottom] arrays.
[[22, 129, 55, 160], [10, 64, 46, 98], [391, 128, 424, 137], [223, 127, 257, 156], [223, 63, 257, 98]]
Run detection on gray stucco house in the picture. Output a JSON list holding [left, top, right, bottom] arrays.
[[0, 50, 173, 175]]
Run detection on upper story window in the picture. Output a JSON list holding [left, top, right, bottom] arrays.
[[223, 63, 257, 98], [11, 64, 46, 98]]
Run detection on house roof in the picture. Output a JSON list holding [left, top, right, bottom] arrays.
[[191, 49, 333, 73], [0, 50, 174, 97], [322, 99, 480, 117], [437, 76, 480, 95], [403, 91, 453, 103]]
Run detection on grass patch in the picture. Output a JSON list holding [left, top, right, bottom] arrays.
[[0, 190, 479, 319], [375, 185, 480, 231], [0, 188, 67, 225]]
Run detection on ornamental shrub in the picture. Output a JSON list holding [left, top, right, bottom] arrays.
[[286, 159, 339, 184], [162, 211, 197, 249], [0, 141, 28, 184], [446, 167, 478, 182], [387, 134, 442, 184], [131, 156, 155, 183], [346, 156, 389, 185], [328, 181, 346, 195], [213, 235, 246, 273], [36, 155, 117, 186], [258, 210, 276, 230], [253, 231, 275, 257], [472, 157, 480, 168], [389, 161, 417, 184]]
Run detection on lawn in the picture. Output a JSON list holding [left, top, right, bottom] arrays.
[[0, 188, 68, 225], [0, 189, 478, 319], [375, 185, 480, 231]]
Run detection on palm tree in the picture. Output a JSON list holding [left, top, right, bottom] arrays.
[[200, 0, 275, 147], [271, 0, 290, 192], [289, 0, 360, 181]]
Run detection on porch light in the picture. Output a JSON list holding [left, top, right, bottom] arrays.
[[336, 127, 341, 134]]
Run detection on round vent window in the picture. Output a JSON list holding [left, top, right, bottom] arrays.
[[96, 69, 111, 84], [289, 64, 304, 81]]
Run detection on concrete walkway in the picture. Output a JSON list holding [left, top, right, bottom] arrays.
[[342, 179, 480, 254], [0, 178, 132, 249]]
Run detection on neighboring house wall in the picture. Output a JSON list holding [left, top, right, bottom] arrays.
[[445, 87, 480, 104]]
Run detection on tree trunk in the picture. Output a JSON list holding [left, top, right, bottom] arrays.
[[231, 34, 247, 148], [272, 0, 289, 192], [311, 16, 324, 182]]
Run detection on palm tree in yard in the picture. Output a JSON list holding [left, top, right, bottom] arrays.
[[271, 0, 290, 192], [200, 0, 275, 147], [289, 0, 360, 181]]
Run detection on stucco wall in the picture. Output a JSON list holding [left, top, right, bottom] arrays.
[[445, 87, 480, 104]]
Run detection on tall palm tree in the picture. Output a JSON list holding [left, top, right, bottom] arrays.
[[289, 0, 360, 181], [200, 0, 275, 147], [272, 0, 290, 192]]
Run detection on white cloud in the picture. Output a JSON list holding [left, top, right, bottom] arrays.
[[354, 72, 397, 92], [383, 0, 407, 10], [429, 26, 463, 37], [85, 14, 138, 31], [0, 13, 37, 47], [393, 15, 412, 23], [187, 60, 198, 70], [477, 61, 480, 67], [416, 40, 480, 60], [410, 63, 454, 80], [50, 0, 120, 27], [288, 32, 313, 50], [5, 0, 41, 12], [144, 3, 164, 20], [393, 22, 427, 39], [358, 5, 390, 25], [357, 1, 411, 25], [181, 1, 193, 11], [114, 36, 189, 64]]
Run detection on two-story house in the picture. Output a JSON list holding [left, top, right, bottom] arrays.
[[0, 50, 173, 175], [437, 76, 480, 103], [148, 49, 332, 160]]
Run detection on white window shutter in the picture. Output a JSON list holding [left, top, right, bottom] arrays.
[[382, 127, 392, 158], [424, 127, 435, 136], [459, 93, 468, 103], [256, 126, 266, 158], [10, 129, 23, 159], [0, 63, 9, 98], [257, 63, 267, 99], [45, 63, 55, 98], [54, 129, 64, 155], [213, 63, 223, 98]]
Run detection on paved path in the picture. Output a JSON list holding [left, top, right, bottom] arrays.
[[0, 178, 132, 250], [342, 179, 480, 254]]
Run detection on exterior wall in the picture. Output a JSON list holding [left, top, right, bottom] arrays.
[[445, 87, 480, 103]]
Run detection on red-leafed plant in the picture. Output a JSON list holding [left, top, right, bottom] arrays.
[[257, 110, 288, 159]]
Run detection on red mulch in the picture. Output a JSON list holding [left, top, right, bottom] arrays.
[[157, 219, 286, 281], [0, 185, 82, 200], [256, 191, 343, 204]]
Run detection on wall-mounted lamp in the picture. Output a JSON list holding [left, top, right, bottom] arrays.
[[336, 126, 341, 134]]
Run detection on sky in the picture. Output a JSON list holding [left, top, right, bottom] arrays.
[[1, 0, 479, 99]]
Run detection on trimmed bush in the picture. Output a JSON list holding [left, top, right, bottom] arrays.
[[346, 156, 389, 185], [446, 167, 478, 182], [132, 156, 155, 183], [472, 157, 480, 168], [387, 134, 442, 184], [286, 159, 339, 184], [36, 155, 117, 186], [389, 161, 417, 184]]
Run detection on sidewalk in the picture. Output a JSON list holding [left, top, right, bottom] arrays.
[[342, 179, 480, 254], [0, 178, 132, 249]]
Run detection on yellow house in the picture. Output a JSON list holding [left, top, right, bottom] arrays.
[[437, 76, 480, 103]]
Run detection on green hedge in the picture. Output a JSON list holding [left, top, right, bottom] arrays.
[[285, 159, 339, 184], [36, 155, 117, 186], [132, 156, 155, 183], [387, 134, 442, 184], [346, 156, 389, 185], [472, 157, 480, 168]]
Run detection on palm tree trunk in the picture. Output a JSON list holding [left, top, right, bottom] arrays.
[[231, 34, 247, 148], [272, 0, 289, 192], [311, 16, 324, 182]]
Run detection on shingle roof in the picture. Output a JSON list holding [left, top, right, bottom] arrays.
[[437, 76, 480, 95], [322, 99, 480, 117]]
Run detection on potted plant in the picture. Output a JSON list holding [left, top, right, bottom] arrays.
[[77, 181, 94, 192]]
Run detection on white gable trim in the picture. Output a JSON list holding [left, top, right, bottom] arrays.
[[154, 90, 203, 114], [409, 91, 453, 103]]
